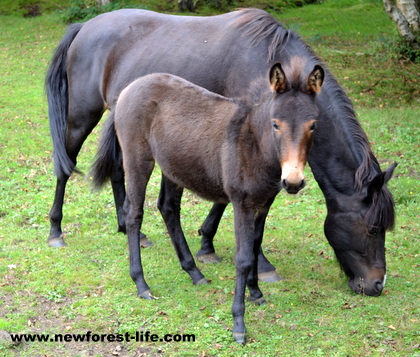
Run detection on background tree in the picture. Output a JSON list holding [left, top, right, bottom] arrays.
[[383, 0, 419, 48], [97, 0, 111, 6]]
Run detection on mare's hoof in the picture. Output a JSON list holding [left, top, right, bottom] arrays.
[[194, 278, 209, 285], [140, 237, 153, 248], [196, 253, 221, 264], [232, 332, 246, 344], [249, 296, 267, 305], [138, 290, 157, 300], [47, 236, 67, 248], [258, 270, 281, 283]]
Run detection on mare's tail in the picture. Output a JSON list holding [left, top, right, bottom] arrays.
[[90, 111, 122, 189], [45, 23, 83, 177]]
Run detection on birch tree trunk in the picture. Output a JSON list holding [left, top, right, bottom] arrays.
[[398, 0, 419, 31], [178, 0, 195, 12], [97, 0, 111, 6], [383, 0, 419, 46]]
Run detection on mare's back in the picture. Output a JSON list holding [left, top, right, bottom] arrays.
[[66, 9, 271, 105]]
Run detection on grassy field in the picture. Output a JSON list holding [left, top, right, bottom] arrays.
[[0, 0, 419, 356]]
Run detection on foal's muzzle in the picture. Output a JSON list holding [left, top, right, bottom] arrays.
[[282, 178, 306, 194]]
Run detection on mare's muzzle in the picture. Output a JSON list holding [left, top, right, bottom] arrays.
[[348, 270, 386, 297]]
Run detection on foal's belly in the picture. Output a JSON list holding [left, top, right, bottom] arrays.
[[153, 147, 229, 204]]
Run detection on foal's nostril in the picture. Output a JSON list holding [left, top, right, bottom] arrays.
[[298, 179, 306, 190], [282, 179, 287, 188], [282, 179, 305, 194]]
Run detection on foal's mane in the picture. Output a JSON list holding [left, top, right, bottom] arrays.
[[232, 8, 395, 230]]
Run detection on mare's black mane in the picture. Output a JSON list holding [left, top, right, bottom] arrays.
[[233, 8, 395, 230]]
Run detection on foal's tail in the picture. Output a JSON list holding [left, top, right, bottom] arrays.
[[45, 23, 83, 177], [90, 111, 122, 189]]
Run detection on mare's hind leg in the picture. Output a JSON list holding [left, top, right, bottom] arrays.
[[48, 108, 103, 247], [196, 203, 226, 263], [196, 203, 281, 282], [48, 175, 70, 247], [158, 177, 208, 285]]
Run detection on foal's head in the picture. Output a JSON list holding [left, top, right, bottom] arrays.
[[268, 62, 324, 194]]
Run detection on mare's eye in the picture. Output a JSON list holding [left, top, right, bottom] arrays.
[[272, 121, 280, 131], [368, 227, 380, 236]]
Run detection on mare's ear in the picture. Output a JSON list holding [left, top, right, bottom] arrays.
[[307, 65, 324, 94], [384, 162, 398, 183], [269, 63, 287, 93], [366, 162, 398, 198]]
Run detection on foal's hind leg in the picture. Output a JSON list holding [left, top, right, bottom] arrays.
[[158, 177, 208, 285], [110, 165, 152, 247], [124, 158, 155, 299]]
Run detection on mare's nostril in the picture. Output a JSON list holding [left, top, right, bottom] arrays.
[[374, 279, 384, 293]]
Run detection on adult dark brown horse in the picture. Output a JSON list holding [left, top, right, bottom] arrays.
[[46, 8, 396, 298], [91, 63, 323, 344]]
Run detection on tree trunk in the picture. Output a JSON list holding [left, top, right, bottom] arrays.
[[383, 0, 419, 44], [398, 0, 419, 31], [178, 0, 196, 12], [98, 0, 111, 6]]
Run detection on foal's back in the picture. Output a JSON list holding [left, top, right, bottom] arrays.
[[116, 73, 241, 202]]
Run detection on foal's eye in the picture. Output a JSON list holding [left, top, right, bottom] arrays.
[[272, 121, 280, 131], [309, 123, 316, 132]]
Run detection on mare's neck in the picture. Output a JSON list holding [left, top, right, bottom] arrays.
[[309, 129, 359, 199]]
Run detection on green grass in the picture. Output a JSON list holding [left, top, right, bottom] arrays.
[[0, 1, 419, 356]]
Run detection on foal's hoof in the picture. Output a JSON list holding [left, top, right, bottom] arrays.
[[194, 278, 209, 285], [196, 253, 221, 264], [47, 236, 67, 248], [138, 290, 157, 300], [258, 270, 281, 283], [140, 237, 153, 248], [232, 332, 246, 344]]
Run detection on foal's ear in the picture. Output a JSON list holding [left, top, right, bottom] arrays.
[[269, 63, 287, 93], [307, 65, 324, 94]]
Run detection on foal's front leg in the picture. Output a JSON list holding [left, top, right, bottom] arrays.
[[197, 202, 280, 282], [231, 203, 266, 344]]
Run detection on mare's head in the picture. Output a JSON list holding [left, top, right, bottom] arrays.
[[268, 62, 324, 194], [324, 162, 397, 296]]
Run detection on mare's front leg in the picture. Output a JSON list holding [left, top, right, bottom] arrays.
[[158, 177, 208, 285], [257, 247, 281, 282], [197, 203, 280, 282], [231, 202, 269, 344]]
